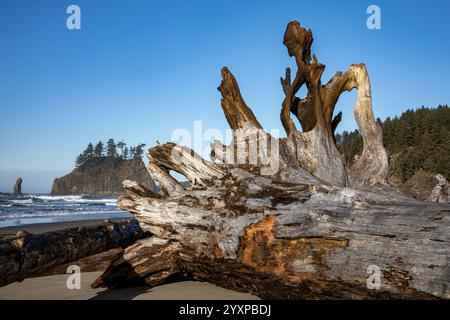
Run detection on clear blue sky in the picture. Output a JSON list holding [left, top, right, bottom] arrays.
[[1, 0, 449, 193]]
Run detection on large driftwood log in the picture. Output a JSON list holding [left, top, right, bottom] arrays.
[[93, 21, 450, 299], [0, 220, 145, 287]]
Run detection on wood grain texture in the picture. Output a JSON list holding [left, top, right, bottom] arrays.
[[93, 21, 449, 299], [95, 166, 449, 298]]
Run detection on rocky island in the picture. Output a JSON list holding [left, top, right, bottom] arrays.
[[51, 139, 157, 196]]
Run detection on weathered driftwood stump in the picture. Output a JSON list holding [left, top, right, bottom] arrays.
[[93, 21, 450, 299]]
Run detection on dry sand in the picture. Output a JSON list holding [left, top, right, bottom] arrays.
[[0, 220, 259, 300], [0, 272, 259, 300]]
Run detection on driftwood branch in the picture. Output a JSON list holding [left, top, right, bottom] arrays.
[[218, 67, 263, 131], [123, 179, 161, 198], [146, 156, 185, 196], [148, 142, 224, 187]]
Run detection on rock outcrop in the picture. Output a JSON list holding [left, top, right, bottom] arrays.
[[51, 157, 157, 196], [428, 174, 449, 203], [13, 177, 22, 195]]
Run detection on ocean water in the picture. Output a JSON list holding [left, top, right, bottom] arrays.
[[0, 194, 132, 228]]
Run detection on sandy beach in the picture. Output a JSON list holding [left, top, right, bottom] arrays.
[[0, 220, 259, 300], [0, 272, 258, 300]]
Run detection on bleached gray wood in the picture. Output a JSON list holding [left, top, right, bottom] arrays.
[[92, 21, 449, 299]]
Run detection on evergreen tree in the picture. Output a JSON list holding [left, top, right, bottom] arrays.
[[117, 141, 126, 159], [76, 143, 95, 167], [94, 141, 104, 157], [123, 147, 129, 160], [106, 139, 117, 158], [75, 153, 86, 167], [84, 143, 94, 160], [134, 143, 146, 159]]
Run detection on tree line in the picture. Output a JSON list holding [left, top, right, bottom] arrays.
[[336, 105, 450, 182], [76, 139, 147, 167]]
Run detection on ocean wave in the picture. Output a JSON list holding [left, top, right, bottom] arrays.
[[11, 199, 33, 204], [0, 194, 122, 225], [34, 195, 82, 201], [72, 199, 116, 203], [10, 195, 117, 205]]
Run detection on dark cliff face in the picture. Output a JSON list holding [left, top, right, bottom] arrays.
[[51, 157, 156, 196]]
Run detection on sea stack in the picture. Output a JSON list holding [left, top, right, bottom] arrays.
[[13, 177, 22, 195], [51, 157, 157, 196]]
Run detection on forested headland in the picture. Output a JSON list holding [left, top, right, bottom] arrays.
[[336, 105, 450, 198], [75, 139, 146, 167]]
